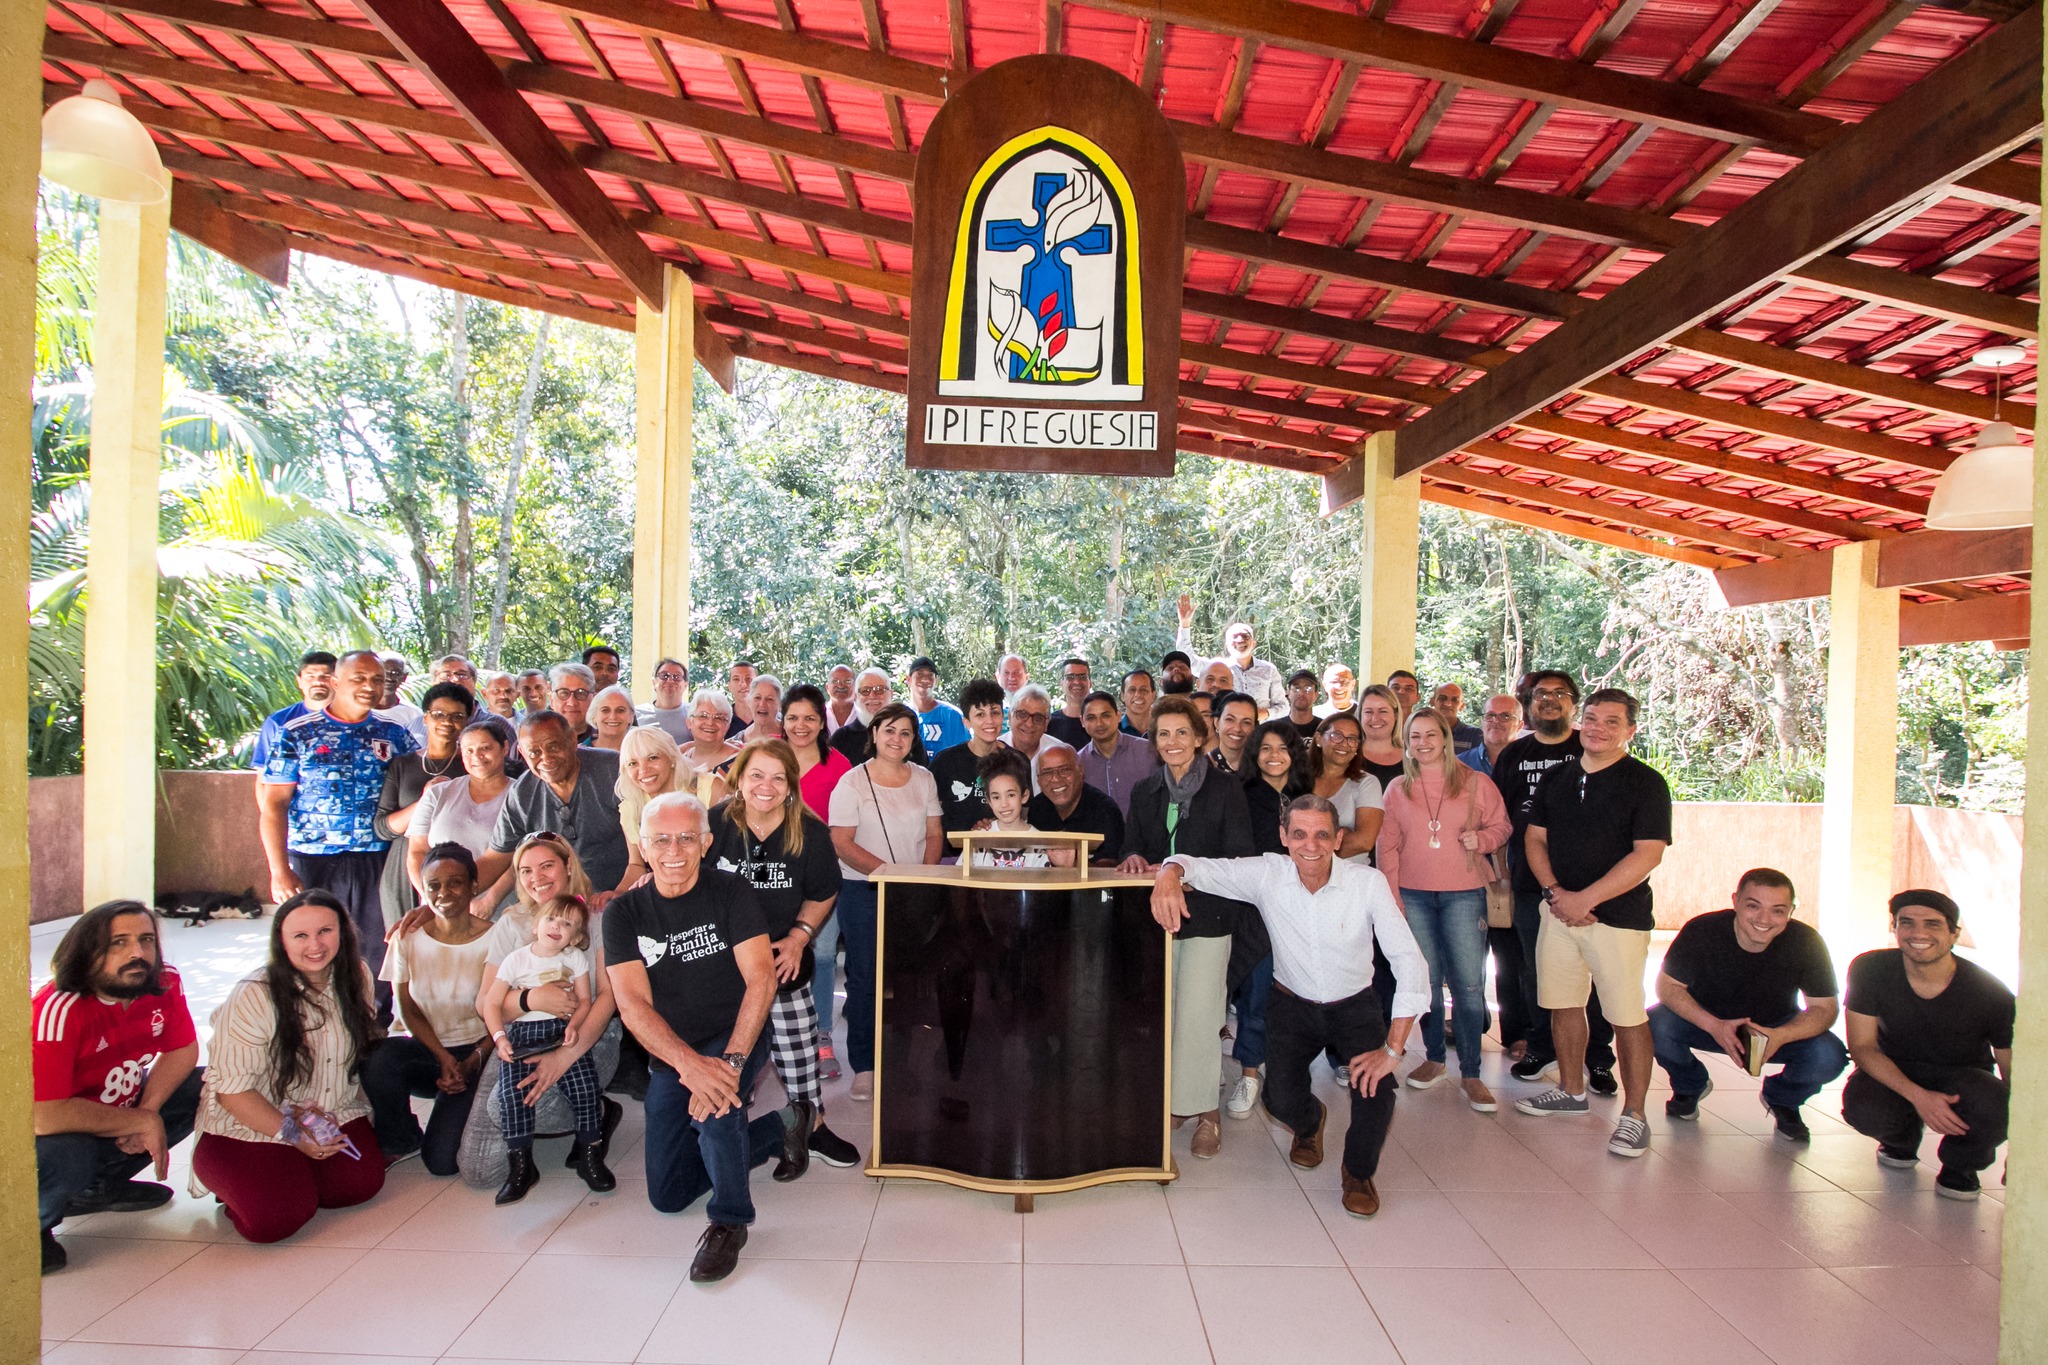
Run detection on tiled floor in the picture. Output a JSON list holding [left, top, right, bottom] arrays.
[[35, 916, 2007, 1364]]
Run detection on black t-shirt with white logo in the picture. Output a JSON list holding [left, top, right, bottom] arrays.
[[931, 741, 996, 833], [705, 805, 840, 990], [1490, 731, 1582, 891], [1660, 910, 1837, 1027], [1845, 949, 2015, 1074], [602, 868, 769, 1054], [1527, 753, 1673, 931]]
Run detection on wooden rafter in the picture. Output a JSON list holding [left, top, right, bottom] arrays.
[[169, 180, 289, 284], [1390, 11, 2044, 477], [1422, 485, 1741, 570]]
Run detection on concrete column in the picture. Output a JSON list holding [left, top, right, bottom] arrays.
[[80, 197, 168, 908], [630, 264, 693, 698], [3, 8, 51, 1355], [1356, 431, 1420, 687], [1817, 540, 1898, 954]]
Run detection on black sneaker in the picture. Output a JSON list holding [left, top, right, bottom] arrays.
[[1665, 1092, 1703, 1121], [41, 1228, 66, 1275], [1876, 1144, 1921, 1170], [1935, 1166, 1981, 1201], [808, 1122, 861, 1169], [773, 1100, 816, 1183], [1510, 1055, 1559, 1083], [689, 1222, 749, 1283], [64, 1179, 174, 1217], [1768, 1103, 1811, 1145], [1585, 1067, 1619, 1097]]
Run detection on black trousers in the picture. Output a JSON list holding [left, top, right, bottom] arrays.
[[38, 1068, 205, 1230], [362, 1036, 487, 1176], [1265, 984, 1397, 1182], [1487, 925, 1530, 1050], [1842, 1064, 2009, 1174], [1512, 889, 1614, 1069], [290, 849, 393, 1022]]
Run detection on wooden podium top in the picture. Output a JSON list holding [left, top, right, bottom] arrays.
[[869, 860, 1155, 892]]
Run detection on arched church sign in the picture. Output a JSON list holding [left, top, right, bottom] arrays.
[[908, 55, 1184, 476]]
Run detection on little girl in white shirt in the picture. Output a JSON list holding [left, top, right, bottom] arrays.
[[970, 750, 1074, 869]]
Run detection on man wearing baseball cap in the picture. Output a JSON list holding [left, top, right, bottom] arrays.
[[905, 656, 968, 759], [1842, 889, 2014, 1199]]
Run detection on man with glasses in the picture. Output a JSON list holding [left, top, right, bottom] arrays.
[[1463, 693, 1532, 1060], [638, 658, 692, 742], [1514, 689, 1672, 1161], [1281, 670, 1321, 745], [1459, 695, 1522, 776], [1120, 669, 1157, 737], [431, 654, 478, 690], [1174, 593, 1285, 718], [830, 669, 893, 764], [375, 652, 426, 743], [1049, 658, 1093, 747], [1029, 742, 1125, 860], [548, 662, 600, 745], [481, 710, 629, 912], [999, 685, 1073, 784], [1491, 672, 1617, 1092], [1317, 664, 1358, 721]]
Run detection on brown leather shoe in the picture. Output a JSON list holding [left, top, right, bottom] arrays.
[[1190, 1112, 1222, 1159], [1289, 1098, 1327, 1169], [1341, 1171, 1381, 1218]]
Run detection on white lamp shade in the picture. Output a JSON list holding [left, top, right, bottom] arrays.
[[1925, 421, 2035, 531], [41, 80, 168, 205]]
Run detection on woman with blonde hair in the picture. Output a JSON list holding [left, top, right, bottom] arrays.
[[617, 725, 689, 888], [1376, 708, 1512, 1112], [1354, 684, 1408, 793]]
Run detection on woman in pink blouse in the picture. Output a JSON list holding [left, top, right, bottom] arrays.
[[1377, 708, 1512, 1112]]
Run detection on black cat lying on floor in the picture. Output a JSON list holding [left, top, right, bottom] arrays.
[[155, 888, 264, 926]]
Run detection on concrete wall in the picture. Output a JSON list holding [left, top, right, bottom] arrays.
[[29, 770, 272, 923]]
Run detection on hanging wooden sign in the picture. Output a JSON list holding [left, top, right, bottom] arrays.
[[907, 54, 1185, 477]]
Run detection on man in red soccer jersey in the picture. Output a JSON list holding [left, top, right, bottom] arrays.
[[34, 900, 202, 1274]]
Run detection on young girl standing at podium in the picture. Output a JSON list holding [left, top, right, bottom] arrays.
[[971, 750, 1074, 869]]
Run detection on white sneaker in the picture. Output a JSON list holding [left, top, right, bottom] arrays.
[[1226, 1072, 1262, 1119], [848, 1071, 873, 1102]]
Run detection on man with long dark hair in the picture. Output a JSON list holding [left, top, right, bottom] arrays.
[[34, 901, 202, 1273]]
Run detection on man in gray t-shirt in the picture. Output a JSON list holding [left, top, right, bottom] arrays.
[[479, 710, 630, 905]]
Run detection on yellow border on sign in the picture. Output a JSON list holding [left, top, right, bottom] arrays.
[[938, 125, 1145, 388]]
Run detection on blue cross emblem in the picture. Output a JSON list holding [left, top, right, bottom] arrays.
[[985, 171, 1112, 381]]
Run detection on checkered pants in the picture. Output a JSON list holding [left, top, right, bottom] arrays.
[[767, 984, 822, 1106], [496, 1018, 604, 1147]]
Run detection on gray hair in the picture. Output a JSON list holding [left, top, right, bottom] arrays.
[[1012, 683, 1053, 711], [690, 688, 734, 722], [434, 653, 475, 675], [751, 674, 783, 696], [641, 790, 709, 835], [1282, 793, 1341, 832], [593, 683, 634, 710], [999, 653, 1026, 670], [855, 667, 890, 690], [549, 662, 596, 689], [377, 651, 410, 670], [827, 663, 854, 678]]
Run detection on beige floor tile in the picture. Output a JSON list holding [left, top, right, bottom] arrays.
[[1518, 1268, 1772, 1365], [254, 1247, 526, 1356], [1312, 1188, 1501, 1269], [1678, 1267, 1952, 1365], [1356, 1266, 1589, 1365], [860, 1183, 1023, 1263], [1188, 1265, 1400, 1365], [830, 1261, 1021, 1365], [1020, 1183, 1184, 1265], [444, 1254, 688, 1361], [1831, 1264, 2003, 1365], [639, 1257, 857, 1365], [72, 1243, 368, 1349], [1448, 1191, 1657, 1270], [1023, 1263, 1208, 1364], [1167, 1186, 1341, 1267], [1720, 1190, 1966, 1268], [1583, 1190, 1812, 1269], [40, 1236, 207, 1340], [379, 1171, 588, 1253]]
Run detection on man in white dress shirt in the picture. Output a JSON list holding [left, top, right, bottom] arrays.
[[1151, 794, 1426, 1217]]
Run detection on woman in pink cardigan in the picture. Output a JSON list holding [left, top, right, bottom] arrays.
[[1377, 708, 1513, 1112]]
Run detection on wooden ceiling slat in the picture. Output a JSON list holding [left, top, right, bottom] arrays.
[[1423, 484, 1742, 569], [169, 179, 289, 284], [1673, 327, 2035, 427], [1429, 465, 1792, 557], [1177, 434, 1334, 475], [1578, 371, 1954, 472]]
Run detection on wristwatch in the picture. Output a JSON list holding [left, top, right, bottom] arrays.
[[721, 1052, 748, 1071], [1382, 1043, 1402, 1059]]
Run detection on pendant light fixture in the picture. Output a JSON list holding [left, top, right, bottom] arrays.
[[1924, 345, 2034, 531], [40, 79, 169, 205]]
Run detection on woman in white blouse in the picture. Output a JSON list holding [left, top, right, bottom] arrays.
[[406, 718, 514, 904], [827, 702, 943, 1101], [191, 891, 387, 1242]]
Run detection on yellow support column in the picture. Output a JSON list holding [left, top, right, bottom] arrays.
[[1356, 431, 1420, 688], [1817, 540, 1899, 955], [630, 265, 693, 698], [81, 195, 168, 908], [3, 9, 49, 1358]]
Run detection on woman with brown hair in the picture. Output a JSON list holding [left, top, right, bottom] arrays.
[[1311, 712, 1385, 864]]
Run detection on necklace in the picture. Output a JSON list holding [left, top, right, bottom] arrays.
[[422, 750, 461, 780], [1419, 773, 1447, 849]]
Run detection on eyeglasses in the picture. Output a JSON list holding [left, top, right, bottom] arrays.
[[426, 709, 468, 724], [1532, 687, 1574, 701], [1322, 733, 1360, 747], [655, 671, 685, 684], [856, 685, 889, 698], [645, 832, 704, 850], [1483, 712, 1517, 723], [554, 688, 593, 701]]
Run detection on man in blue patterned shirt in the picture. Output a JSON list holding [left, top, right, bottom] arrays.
[[258, 648, 416, 1020]]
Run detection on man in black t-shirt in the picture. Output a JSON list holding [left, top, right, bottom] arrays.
[[1649, 869, 1847, 1143], [604, 792, 783, 1283], [931, 679, 1010, 833], [1843, 889, 2014, 1200], [1515, 689, 1672, 1162], [1027, 744, 1124, 863], [1489, 670, 1616, 1086]]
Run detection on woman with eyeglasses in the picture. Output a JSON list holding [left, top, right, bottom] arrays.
[[707, 739, 861, 1177], [405, 717, 514, 903], [1377, 709, 1513, 1111], [589, 685, 637, 752], [376, 681, 476, 939], [681, 690, 742, 803], [1310, 712, 1385, 863], [1116, 696, 1257, 1160], [827, 702, 943, 1102], [453, 832, 623, 1188]]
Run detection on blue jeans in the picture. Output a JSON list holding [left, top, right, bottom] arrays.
[[1648, 1006, 1849, 1109], [641, 1032, 784, 1226], [1404, 889, 1489, 1076], [811, 912, 841, 1038], [838, 878, 880, 1075], [38, 1068, 205, 1230], [1230, 955, 1273, 1070]]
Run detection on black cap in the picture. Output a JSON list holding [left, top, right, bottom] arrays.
[[1161, 650, 1192, 669], [908, 655, 938, 677], [1888, 888, 1960, 929], [1287, 668, 1318, 687]]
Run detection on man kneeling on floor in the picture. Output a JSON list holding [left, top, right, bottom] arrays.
[[604, 791, 785, 1282], [34, 900, 204, 1274], [1842, 889, 2013, 1201], [1151, 794, 1425, 1217], [1648, 868, 1847, 1143]]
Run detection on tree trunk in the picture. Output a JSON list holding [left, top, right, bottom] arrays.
[[1105, 487, 1127, 626], [483, 315, 552, 667], [1762, 604, 1800, 754], [899, 506, 927, 657], [448, 297, 473, 656]]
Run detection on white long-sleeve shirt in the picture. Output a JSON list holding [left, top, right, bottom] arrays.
[[1164, 852, 1429, 1018]]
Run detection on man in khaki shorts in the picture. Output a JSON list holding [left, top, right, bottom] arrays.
[[1512, 689, 1673, 1158]]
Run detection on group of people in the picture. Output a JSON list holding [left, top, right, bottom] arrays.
[[32, 609, 2016, 1281]]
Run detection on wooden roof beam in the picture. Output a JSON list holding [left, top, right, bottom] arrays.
[[1389, 12, 2043, 479], [169, 180, 289, 285], [1577, 372, 1953, 474], [1900, 592, 2031, 646], [1426, 466, 1795, 558], [1420, 485, 1742, 570], [1672, 327, 2035, 428], [1712, 527, 2031, 605]]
